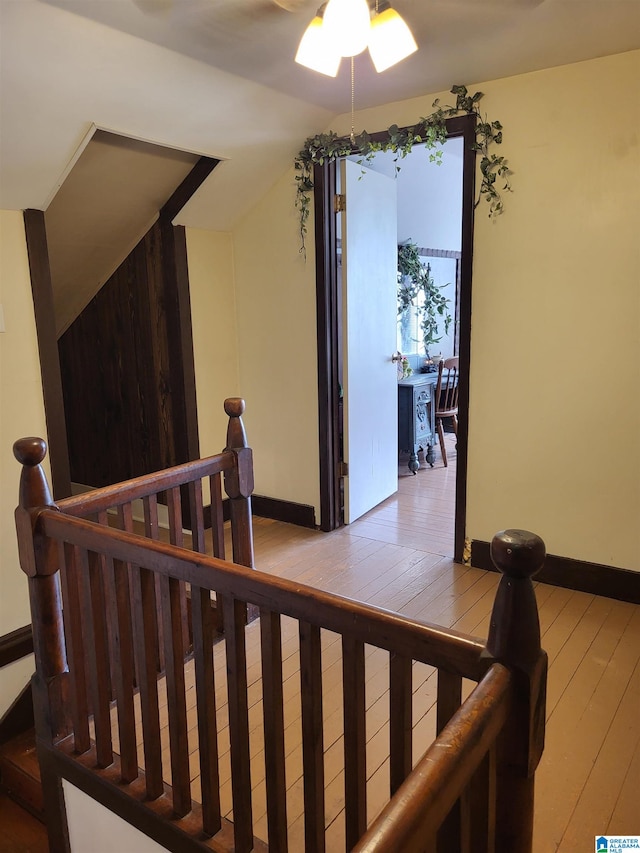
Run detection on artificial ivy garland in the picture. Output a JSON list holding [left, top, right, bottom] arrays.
[[294, 85, 511, 256]]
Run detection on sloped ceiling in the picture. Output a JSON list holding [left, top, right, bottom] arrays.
[[45, 130, 200, 337], [40, 0, 640, 113], [0, 0, 333, 232], [1, 0, 639, 236]]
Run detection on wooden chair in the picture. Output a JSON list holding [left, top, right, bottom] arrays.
[[435, 356, 459, 467]]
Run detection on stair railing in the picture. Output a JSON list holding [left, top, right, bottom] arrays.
[[15, 401, 547, 853]]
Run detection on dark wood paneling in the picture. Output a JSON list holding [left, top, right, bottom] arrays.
[[59, 221, 182, 487], [159, 220, 198, 466], [23, 210, 71, 499], [471, 539, 640, 604]]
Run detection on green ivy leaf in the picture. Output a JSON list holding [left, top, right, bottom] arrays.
[[293, 84, 509, 255]]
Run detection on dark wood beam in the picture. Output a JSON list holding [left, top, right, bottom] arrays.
[[161, 157, 219, 223], [23, 210, 71, 499]]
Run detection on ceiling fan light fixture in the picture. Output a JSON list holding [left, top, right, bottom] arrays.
[[368, 2, 417, 72], [322, 0, 371, 58], [295, 8, 341, 76]]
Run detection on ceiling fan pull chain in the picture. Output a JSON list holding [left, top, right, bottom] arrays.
[[350, 56, 356, 144]]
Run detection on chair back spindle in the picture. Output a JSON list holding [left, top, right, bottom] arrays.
[[435, 356, 459, 467]]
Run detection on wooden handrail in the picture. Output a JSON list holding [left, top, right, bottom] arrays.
[[353, 662, 513, 852], [32, 508, 490, 681], [54, 396, 251, 522], [55, 451, 236, 517]]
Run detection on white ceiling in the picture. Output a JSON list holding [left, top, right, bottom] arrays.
[[1, 0, 639, 231], [38, 0, 640, 112], [46, 130, 199, 336]]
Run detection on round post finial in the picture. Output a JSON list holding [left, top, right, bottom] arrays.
[[14, 437, 53, 511], [490, 529, 546, 581], [224, 397, 248, 451], [13, 436, 48, 467], [224, 397, 246, 419]]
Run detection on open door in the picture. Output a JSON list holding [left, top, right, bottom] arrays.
[[340, 158, 398, 523]]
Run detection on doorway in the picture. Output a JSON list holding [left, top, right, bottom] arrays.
[[313, 113, 476, 563]]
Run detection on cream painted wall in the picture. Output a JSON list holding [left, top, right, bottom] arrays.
[[186, 228, 241, 457], [232, 171, 320, 516], [464, 52, 640, 570], [63, 781, 167, 852], [0, 210, 49, 714], [232, 50, 639, 570]]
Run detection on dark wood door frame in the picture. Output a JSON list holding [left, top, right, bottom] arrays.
[[23, 155, 218, 501], [313, 114, 476, 563]]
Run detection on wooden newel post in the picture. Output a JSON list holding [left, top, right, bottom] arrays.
[[13, 437, 69, 734], [14, 437, 71, 852], [223, 398, 255, 569], [486, 529, 548, 853]]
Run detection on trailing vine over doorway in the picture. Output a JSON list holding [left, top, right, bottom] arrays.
[[294, 85, 511, 256]]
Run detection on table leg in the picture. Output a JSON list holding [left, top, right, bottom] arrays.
[[408, 449, 419, 474], [425, 443, 435, 467]]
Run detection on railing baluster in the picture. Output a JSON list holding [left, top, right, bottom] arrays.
[[437, 669, 463, 733], [461, 746, 496, 853], [222, 595, 253, 853], [188, 479, 206, 554], [143, 495, 165, 672], [343, 636, 366, 850], [82, 549, 113, 768], [210, 473, 226, 633], [103, 553, 138, 783], [167, 486, 184, 548], [143, 493, 160, 540], [110, 503, 138, 782], [167, 486, 190, 654], [389, 652, 412, 796], [300, 620, 325, 853], [159, 573, 191, 817], [261, 608, 288, 852], [436, 669, 463, 853], [59, 542, 90, 754], [117, 503, 134, 532], [191, 583, 222, 837], [130, 564, 164, 800], [210, 472, 226, 560]]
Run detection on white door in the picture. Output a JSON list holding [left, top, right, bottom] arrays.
[[340, 158, 398, 523]]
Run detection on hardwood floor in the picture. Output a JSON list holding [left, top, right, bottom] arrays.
[[245, 432, 640, 851], [0, 794, 48, 852]]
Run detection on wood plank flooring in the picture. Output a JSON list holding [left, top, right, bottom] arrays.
[[248, 433, 639, 852], [0, 794, 48, 853]]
